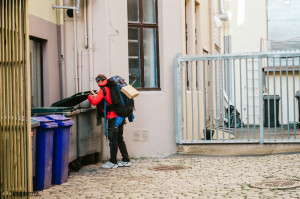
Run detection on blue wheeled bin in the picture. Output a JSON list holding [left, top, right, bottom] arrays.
[[31, 116, 58, 191], [45, 115, 74, 185]]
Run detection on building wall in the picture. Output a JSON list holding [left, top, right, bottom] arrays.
[[63, 0, 184, 158], [225, 0, 267, 53], [29, 0, 61, 106], [223, 0, 267, 124]]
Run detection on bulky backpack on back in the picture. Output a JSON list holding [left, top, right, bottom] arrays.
[[100, 75, 135, 118]]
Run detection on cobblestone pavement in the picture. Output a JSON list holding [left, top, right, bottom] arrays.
[[36, 153, 300, 199]]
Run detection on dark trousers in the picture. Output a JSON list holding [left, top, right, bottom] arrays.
[[107, 118, 130, 164]]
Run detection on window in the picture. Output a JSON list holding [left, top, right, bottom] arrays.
[[30, 38, 44, 108], [128, 0, 160, 90]]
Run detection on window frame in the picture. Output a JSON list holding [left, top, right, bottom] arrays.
[[128, 0, 160, 91]]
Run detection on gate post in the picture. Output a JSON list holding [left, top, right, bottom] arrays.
[[258, 58, 264, 144], [174, 54, 182, 144]]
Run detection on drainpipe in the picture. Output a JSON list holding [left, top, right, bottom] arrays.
[[218, 0, 228, 21], [56, 0, 65, 99], [78, 50, 82, 92], [74, 11, 79, 93], [87, 0, 94, 90], [84, 0, 88, 49]]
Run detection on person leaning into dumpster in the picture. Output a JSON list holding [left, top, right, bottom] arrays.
[[87, 74, 131, 169]]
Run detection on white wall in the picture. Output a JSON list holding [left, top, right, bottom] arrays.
[[64, 0, 183, 158]]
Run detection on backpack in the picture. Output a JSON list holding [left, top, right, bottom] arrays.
[[97, 76, 135, 118]]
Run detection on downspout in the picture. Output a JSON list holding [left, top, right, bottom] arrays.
[[78, 50, 82, 92], [56, 0, 65, 99], [74, 10, 79, 93], [87, 0, 94, 90], [84, 0, 88, 49], [218, 0, 228, 21]]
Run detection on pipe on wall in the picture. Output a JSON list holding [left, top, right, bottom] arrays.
[[87, 0, 94, 90], [74, 9, 79, 93], [84, 0, 88, 49], [218, 0, 228, 21]]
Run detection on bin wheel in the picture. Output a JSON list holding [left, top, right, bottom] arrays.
[[70, 160, 82, 172]]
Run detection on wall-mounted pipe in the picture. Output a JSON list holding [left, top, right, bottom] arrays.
[[74, 12, 79, 93], [218, 0, 228, 21], [53, 0, 81, 14], [87, 0, 94, 90], [84, 0, 88, 49]]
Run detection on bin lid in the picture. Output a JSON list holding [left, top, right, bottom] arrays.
[[263, 95, 281, 100], [45, 114, 69, 121], [31, 116, 54, 123], [31, 117, 58, 129], [51, 90, 98, 107], [56, 120, 75, 127], [31, 119, 40, 128], [32, 107, 74, 114]]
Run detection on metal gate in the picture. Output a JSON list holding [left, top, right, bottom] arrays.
[[0, 0, 32, 198], [174, 52, 300, 144]]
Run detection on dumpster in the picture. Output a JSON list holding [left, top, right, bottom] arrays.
[[263, 95, 280, 127], [31, 119, 40, 180], [45, 115, 74, 185], [31, 116, 58, 191], [51, 91, 101, 165], [295, 91, 300, 123]]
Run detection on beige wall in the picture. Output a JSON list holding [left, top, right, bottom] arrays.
[[63, 0, 184, 158], [29, 0, 59, 25], [225, 0, 267, 53], [223, 0, 267, 124]]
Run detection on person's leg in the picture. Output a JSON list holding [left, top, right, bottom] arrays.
[[117, 123, 130, 162], [107, 118, 118, 164]]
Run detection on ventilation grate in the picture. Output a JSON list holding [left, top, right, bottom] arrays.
[[251, 180, 300, 189], [150, 165, 189, 171]]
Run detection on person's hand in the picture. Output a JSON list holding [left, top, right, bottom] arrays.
[[90, 90, 96, 97]]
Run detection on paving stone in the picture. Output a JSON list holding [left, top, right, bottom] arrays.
[[35, 153, 300, 199]]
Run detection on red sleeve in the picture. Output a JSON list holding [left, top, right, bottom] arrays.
[[88, 89, 104, 106]]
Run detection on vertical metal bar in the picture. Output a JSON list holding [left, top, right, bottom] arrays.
[[11, 0, 17, 191], [209, 60, 213, 139], [7, 0, 12, 193], [20, 0, 26, 191], [273, 58, 277, 140], [280, 57, 284, 139], [267, 58, 270, 140], [174, 56, 182, 144], [25, 0, 33, 191], [286, 57, 290, 139], [246, 59, 249, 138], [258, 58, 264, 144], [215, 60, 219, 140], [292, 58, 296, 139], [197, 61, 200, 140], [0, 0, 5, 195], [221, 60, 225, 140], [252, 58, 256, 140], [17, 0, 22, 191], [203, 61, 206, 139], [233, 59, 237, 139], [227, 59, 231, 139], [185, 61, 188, 140], [190, 61, 194, 140], [239, 59, 243, 140]]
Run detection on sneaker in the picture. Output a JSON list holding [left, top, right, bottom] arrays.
[[118, 161, 131, 167], [102, 162, 118, 169]]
